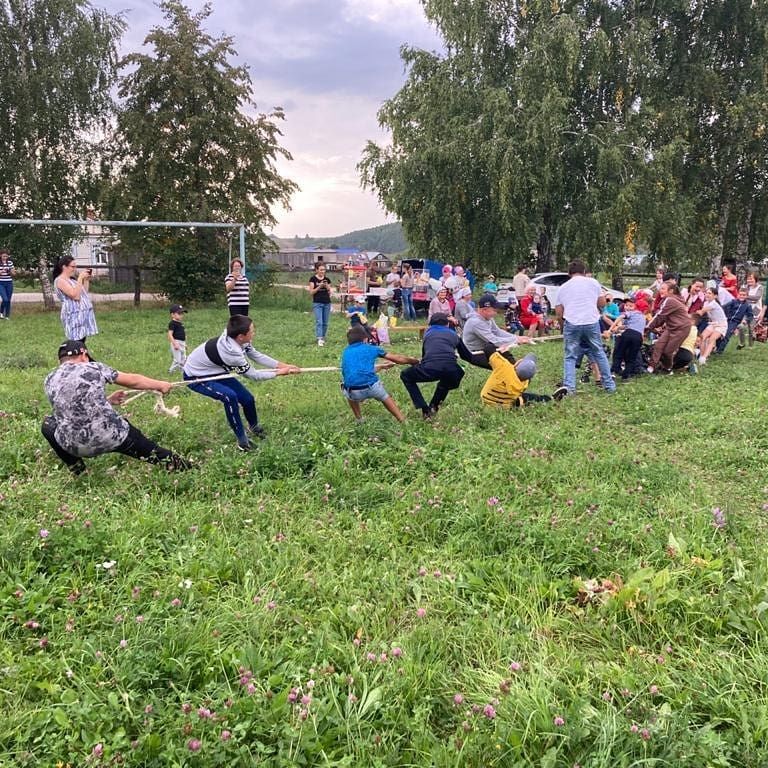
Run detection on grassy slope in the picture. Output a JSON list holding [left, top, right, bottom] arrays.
[[1, 292, 768, 766]]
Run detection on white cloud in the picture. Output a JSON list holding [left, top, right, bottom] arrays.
[[100, 0, 440, 237], [343, 0, 428, 26]]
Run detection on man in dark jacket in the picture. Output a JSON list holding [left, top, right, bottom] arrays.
[[400, 313, 465, 418]]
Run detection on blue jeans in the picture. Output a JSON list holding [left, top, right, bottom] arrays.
[[563, 321, 615, 393], [0, 281, 12, 317], [401, 288, 416, 320], [184, 375, 258, 442], [313, 302, 331, 339]]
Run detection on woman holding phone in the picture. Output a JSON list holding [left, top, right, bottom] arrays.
[[225, 258, 250, 316], [308, 261, 333, 346], [52, 256, 98, 342]]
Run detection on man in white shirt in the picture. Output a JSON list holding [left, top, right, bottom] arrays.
[[555, 260, 616, 394]]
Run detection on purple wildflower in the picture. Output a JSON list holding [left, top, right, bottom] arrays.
[[712, 507, 726, 529]]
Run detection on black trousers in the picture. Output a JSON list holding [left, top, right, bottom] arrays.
[[42, 417, 188, 473], [672, 348, 693, 369], [400, 362, 465, 411], [519, 392, 552, 405], [228, 304, 250, 317], [611, 329, 643, 378], [457, 340, 492, 370], [366, 294, 380, 315]]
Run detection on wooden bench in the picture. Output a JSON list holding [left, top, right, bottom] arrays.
[[389, 324, 428, 339]]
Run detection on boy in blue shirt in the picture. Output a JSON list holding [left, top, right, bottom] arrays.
[[341, 325, 419, 423]]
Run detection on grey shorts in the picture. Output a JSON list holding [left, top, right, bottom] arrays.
[[342, 380, 389, 402]]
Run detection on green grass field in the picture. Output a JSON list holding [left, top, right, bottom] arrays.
[[2, 292, 768, 766]]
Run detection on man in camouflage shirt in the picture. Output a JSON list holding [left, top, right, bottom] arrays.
[[42, 340, 189, 475]]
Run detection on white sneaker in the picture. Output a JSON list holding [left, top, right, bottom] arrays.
[[317, 338, 325, 347]]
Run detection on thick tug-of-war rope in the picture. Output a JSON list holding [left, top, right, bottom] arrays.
[[119, 365, 396, 417]]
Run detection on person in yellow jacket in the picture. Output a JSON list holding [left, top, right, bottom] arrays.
[[480, 343, 568, 408]]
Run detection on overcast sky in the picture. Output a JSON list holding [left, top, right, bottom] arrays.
[[101, 0, 442, 238]]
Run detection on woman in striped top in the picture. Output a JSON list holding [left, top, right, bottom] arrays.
[[0, 248, 15, 318], [225, 259, 250, 316], [53, 256, 98, 343]]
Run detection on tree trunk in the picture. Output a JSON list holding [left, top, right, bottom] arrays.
[[534, 205, 554, 272], [38, 254, 55, 310], [133, 266, 141, 306], [709, 195, 731, 277], [735, 201, 753, 264], [611, 270, 624, 292]]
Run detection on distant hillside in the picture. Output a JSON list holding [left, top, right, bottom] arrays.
[[272, 222, 407, 255]]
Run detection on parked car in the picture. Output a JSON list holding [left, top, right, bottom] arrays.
[[494, 273, 626, 308], [494, 284, 518, 307], [529, 272, 626, 307]]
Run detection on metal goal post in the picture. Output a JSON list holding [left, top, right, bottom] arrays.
[[0, 217, 248, 271]]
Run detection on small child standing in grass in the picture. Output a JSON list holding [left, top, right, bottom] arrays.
[[167, 304, 187, 374], [340, 325, 419, 423]]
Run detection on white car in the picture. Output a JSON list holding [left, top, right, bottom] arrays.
[[494, 273, 626, 307], [528, 272, 626, 307]]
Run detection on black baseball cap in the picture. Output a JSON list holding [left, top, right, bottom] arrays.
[[477, 293, 500, 309], [57, 340, 92, 361], [170, 304, 186, 313]]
